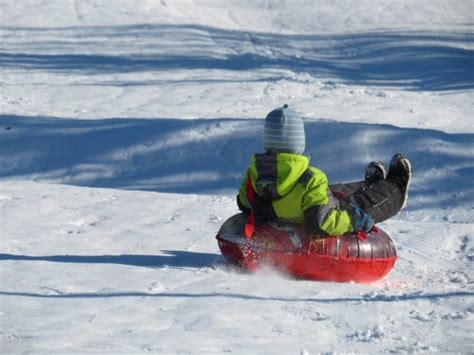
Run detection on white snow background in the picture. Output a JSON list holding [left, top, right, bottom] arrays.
[[1, 0, 473, 353]]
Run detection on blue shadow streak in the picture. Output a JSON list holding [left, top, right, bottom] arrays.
[[1, 115, 473, 211], [0, 290, 472, 303], [0, 251, 220, 269], [1, 24, 473, 91]]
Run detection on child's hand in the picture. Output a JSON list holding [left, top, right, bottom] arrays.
[[349, 204, 374, 233]]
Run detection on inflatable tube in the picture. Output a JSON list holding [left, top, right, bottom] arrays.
[[216, 213, 397, 283]]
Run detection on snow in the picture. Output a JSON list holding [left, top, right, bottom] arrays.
[[1, 0, 473, 353]]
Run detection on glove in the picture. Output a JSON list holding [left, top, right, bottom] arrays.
[[349, 204, 374, 233]]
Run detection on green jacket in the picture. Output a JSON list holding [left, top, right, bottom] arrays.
[[237, 152, 354, 235]]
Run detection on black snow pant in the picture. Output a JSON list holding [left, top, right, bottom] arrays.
[[330, 179, 404, 224]]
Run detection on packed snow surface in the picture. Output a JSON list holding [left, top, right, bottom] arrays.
[[1, 0, 473, 353]]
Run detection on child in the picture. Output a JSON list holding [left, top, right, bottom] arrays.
[[237, 104, 412, 237]]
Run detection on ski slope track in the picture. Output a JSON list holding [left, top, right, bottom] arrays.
[[1, 1, 473, 353]]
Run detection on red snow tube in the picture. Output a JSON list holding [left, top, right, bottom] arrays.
[[216, 213, 397, 283]]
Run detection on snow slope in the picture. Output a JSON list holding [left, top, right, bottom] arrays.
[[1, 0, 473, 353]]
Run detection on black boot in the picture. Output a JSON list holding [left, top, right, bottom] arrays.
[[365, 161, 386, 185], [386, 154, 412, 209]]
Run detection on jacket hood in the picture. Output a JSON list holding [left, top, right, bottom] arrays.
[[249, 153, 310, 197]]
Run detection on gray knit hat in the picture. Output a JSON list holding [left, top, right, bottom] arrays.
[[263, 104, 305, 154]]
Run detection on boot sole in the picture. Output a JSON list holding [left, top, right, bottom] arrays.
[[399, 158, 412, 209]]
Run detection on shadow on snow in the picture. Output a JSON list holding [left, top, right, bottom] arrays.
[[1, 115, 473, 211], [1, 24, 473, 91], [1, 248, 472, 302], [0, 289, 471, 303], [0, 251, 220, 269]]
